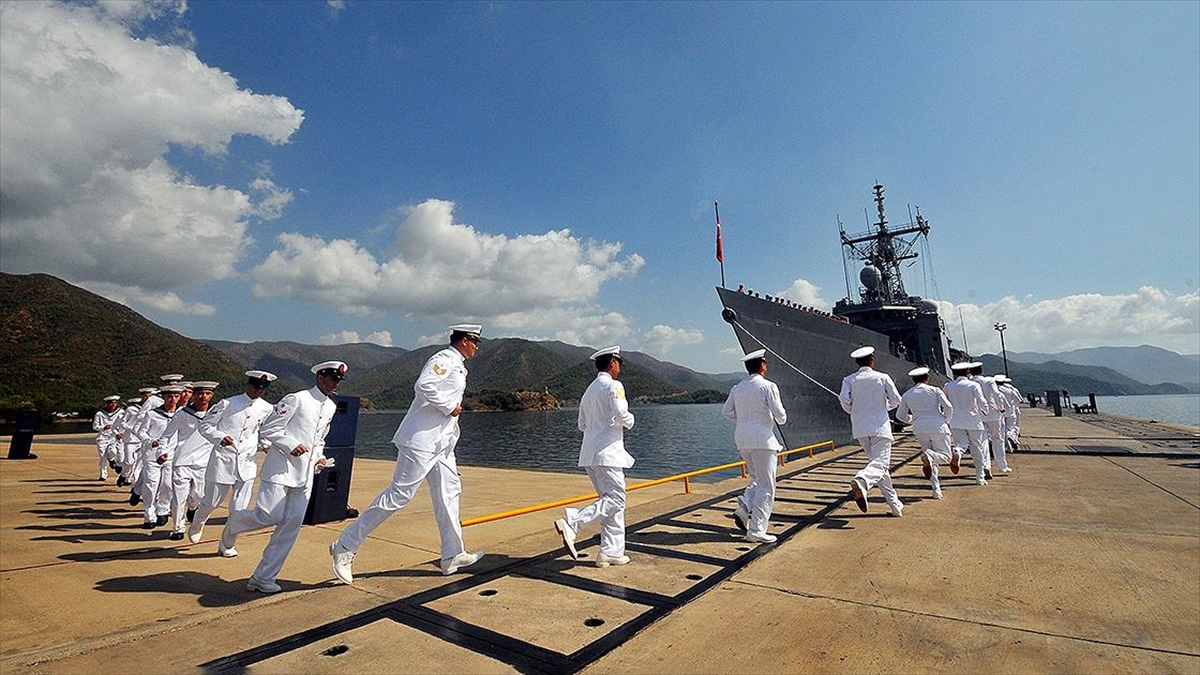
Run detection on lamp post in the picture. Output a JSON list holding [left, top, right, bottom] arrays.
[[993, 322, 1009, 377]]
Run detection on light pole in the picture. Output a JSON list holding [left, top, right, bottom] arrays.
[[993, 322, 1009, 377]]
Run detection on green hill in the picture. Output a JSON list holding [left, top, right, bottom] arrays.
[[0, 273, 249, 417], [977, 354, 1189, 396], [200, 339, 407, 393]]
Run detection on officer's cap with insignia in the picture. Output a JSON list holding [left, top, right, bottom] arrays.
[[950, 362, 973, 372], [741, 348, 767, 362], [191, 381, 219, 390], [311, 360, 348, 380], [850, 346, 875, 360], [908, 366, 930, 378], [450, 324, 483, 343], [159, 373, 184, 383], [590, 345, 623, 362], [245, 370, 277, 388], [103, 395, 121, 402]]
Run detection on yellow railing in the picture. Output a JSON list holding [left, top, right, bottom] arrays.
[[460, 440, 835, 527]]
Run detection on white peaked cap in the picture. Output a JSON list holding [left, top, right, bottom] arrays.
[[245, 370, 278, 382], [449, 324, 483, 336], [590, 345, 622, 360], [103, 395, 121, 402], [908, 367, 930, 377], [993, 374, 1008, 382], [950, 362, 973, 371], [159, 373, 184, 382], [741, 349, 767, 362], [311, 360, 348, 375], [969, 361, 983, 369], [850, 346, 875, 359]]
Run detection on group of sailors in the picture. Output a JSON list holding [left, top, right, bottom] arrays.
[[88, 324, 1023, 594]]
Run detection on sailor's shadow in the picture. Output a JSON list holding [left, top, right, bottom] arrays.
[[24, 506, 137, 520], [354, 553, 523, 581], [94, 571, 329, 607], [59, 543, 246, 563], [817, 517, 852, 529], [625, 529, 739, 546]]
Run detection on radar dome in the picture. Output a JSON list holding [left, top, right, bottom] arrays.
[[859, 265, 882, 289]]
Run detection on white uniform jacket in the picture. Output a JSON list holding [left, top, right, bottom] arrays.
[[131, 407, 176, 463], [93, 409, 121, 447], [577, 372, 636, 468], [972, 375, 1005, 422], [1000, 384, 1023, 420], [165, 406, 212, 468], [839, 367, 902, 439], [896, 383, 954, 436], [722, 374, 787, 451], [392, 347, 467, 452], [943, 376, 990, 430], [199, 394, 274, 483], [258, 386, 337, 490]]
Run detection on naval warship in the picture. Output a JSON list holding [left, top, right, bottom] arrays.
[[717, 184, 960, 448]]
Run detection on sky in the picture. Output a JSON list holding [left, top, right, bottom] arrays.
[[1, 0, 1198, 373]]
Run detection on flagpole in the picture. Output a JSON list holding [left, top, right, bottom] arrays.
[[714, 201, 726, 288]]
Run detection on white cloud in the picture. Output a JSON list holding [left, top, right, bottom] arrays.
[[316, 330, 394, 347], [639, 324, 705, 360], [251, 199, 645, 323], [0, 0, 303, 308], [250, 177, 294, 221], [80, 281, 216, 316], [938, 287, 1200, 356], [776, 278, 831, 308], [327, 0, 346, 14]]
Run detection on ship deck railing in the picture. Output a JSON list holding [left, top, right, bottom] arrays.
[[460, 440, 836, 527]]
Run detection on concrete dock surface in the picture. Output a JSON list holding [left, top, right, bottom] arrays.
[[1, 407, 1197, 674]]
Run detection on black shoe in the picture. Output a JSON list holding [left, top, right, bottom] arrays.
[[114, 464, 124, 474], [116, 476, 126, 487], [97, 477, 106, 481], [155, 514, 169, 526], [186, 508, 197, 523], [129, 493, 141, 506], [142, 521, 155, 530], [168, 532, 185, 541]]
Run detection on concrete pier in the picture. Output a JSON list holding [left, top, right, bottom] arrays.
[[1, 407, 1197, 673]]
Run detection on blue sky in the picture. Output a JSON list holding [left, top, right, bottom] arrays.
[[2, 0, 1197, 372]]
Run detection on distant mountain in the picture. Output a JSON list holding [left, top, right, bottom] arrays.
[[977, 354, 1190, 396], [0, 273, 248, 415], [200, 339, 407, 393], [1007, 345, 1200, 392]]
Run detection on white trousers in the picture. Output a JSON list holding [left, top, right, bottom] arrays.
[[984, 420, 1007, 471], [141, 459, 173, 522], [97, 444, 110, 479], [951, 428, 988, 482], [338, 444, 464, 560], [193, 480, 255, 529], [915, 432, 953, 495], [1004, 413, 1020, 444], [736, 448, 777, 534], [565, 465, 627, 558], [171, 465, 206, 533], [853, 436, 903, 512], [226, 481, 311, 584]]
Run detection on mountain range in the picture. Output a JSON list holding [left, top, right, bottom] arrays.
[[1005, 345, 1199, 392]]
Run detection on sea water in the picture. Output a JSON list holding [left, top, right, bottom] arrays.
[[1090, 394, 1200, 427]]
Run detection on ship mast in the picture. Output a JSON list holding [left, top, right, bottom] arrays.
[[838, 183, 930, 305]]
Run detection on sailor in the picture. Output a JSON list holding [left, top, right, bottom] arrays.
[[163, 381, 218, 541], [130, 385, 184, 529], [124, 375, 183, 505], [895, 367, 955, 499], [943, 362, 991, 485], [187, 371, 277, 544], [92, 396, 122, 481], [553, 346, 637, 567], [114, 393, 149, 487], [220, 362, 341, 593], [331, 325, 485, 584], [995, 375, 1023, 451], [839, 346, 905, 516], [721, 348, 788, 543], [970, 363, 1010, 476]]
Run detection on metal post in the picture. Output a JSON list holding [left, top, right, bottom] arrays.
[[994, 322, 1009, 376]]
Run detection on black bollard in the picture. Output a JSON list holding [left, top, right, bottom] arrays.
[[1046, 390, 1062, 417], [7, 410, 40, 460], [304, 395, 359, 525]]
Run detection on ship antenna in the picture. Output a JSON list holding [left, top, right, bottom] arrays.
[[838, 215, 851, 300], [958, 306, 970, 357]]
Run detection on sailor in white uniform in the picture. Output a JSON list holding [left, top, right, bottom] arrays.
[[92, 396, 122, 481], [187, 371, 276, 543], [130, 385, 184, 529], [220, 362, 341, 594], [114, 393, 148, 487], [721, 348, 788, 542], [117, 387, 156, 495], [554, 346, 637, 567], [895, 367, 955, 499], [943, 362, 991, 485], [971, 362, 1010, 476], [331, 325, 485, 585], [163, 381, 218, 540], [996, 375, 1023, 450], [124, 374, 182, 505], [839, 346, 904, 516]]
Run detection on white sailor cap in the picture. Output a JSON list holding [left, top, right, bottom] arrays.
[[850, 346, 875, 359], [138, 387, 158, 394], [180, 381, 193, 390], [103, 395, 121, 402], [191, 381, 219, 390], [125, 397, 141, 404], [450, 324, 483, 339], [311, 361, 348, 379], [159, 373, 184, 382], [741, 349, 767, 362], [159, 385, 185, 394], [590, 345, 623, 361], [245, 370, 278, 383], [950, 362, 973, 372], [969, 361, 983, 369], [908, 366, 930, 378]]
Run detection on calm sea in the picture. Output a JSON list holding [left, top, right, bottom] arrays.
[[356, 403, 746, 483], [1090, 394, 1200, 427]]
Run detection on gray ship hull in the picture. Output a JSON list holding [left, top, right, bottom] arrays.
[[717, 286, 945, 449]]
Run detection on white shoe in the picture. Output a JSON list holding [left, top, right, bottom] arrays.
[[744, 530, 777, 544], [330, 540, 355, 585], [732, 502, 748, 533], [554, 518, 578, 560], [888, 507, 904, 517], [933, 490, 944, 500], [441, 550, 484, 575], [1002, 467, 1013, 474], [976, 478, 988, 486], [186, 523, 203, 545], [218, 525, 238, 558], [595, 553, 631, 568], [246, 577, 281, 594]]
